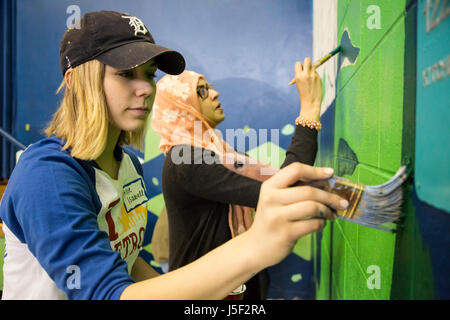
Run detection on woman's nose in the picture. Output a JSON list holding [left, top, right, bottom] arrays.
[[135, 79, 153, 98], [210, 89, 219, 100]]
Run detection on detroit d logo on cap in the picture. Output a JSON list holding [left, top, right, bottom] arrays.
[[121, 15, 148, 36]]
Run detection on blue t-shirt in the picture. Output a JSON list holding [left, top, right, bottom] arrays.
[[0, 137, 149, 299]]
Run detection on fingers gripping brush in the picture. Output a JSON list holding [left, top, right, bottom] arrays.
[[312, 166, 409, 232]]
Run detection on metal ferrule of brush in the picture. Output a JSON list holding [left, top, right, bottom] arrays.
[[323, 177, 365, 219]]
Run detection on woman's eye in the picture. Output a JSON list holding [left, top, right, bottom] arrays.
[[117, 71, 133, 78]]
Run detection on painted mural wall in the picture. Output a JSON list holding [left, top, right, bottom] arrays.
[[313, 0, 449, 300], [1, 0, 448, 300]]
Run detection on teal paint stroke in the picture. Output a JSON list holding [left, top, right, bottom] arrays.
[[415, 0, 450, 213]]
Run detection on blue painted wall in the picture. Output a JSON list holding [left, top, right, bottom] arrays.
[[12, 0, 312, 149]]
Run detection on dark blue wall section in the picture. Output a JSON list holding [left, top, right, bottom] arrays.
[[1, 0, 19, 179], [13, 0, 312, 152]]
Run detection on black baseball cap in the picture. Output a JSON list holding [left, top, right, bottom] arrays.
[[60, 10, 185, 76]]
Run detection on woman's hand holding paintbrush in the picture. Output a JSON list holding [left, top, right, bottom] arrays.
[[287, 47, 341, 126], [292, 57, 323, 123]]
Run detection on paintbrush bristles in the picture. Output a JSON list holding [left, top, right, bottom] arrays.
[[322, 166, 408, 232]]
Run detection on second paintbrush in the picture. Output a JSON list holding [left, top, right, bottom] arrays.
[[288, 45, 341, 85]]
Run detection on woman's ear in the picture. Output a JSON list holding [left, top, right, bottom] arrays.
[[64, 68, 73, 88]]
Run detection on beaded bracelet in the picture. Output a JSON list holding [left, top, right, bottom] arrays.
[[295, 115, 322, 131]]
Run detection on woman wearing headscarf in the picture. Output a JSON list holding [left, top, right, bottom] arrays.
[[152, 60, 327, 299]]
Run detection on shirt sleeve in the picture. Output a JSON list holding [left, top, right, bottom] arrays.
[[281, 125, 318, 168], [164, 125, 317, 209], [1, 147, 135, 299], [165, 145, 262, 208]]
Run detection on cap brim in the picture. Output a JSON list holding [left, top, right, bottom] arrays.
[[96, 41, 185, 75]]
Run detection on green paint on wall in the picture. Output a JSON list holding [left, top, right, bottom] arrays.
[[143, 243, 152, 254], [291, 273, 302, 283], [315, 224, 332, 300], [336, 0, 407, 93], [315, 0, 409, 300], [148, 193, 165, 217], [281, 124, 295, 136], [144, 114, 163, 161], [150, 259, 161, 268], [321, 70, 327, 104], [292, 230, 312, 261], [247, 141, 287, 168], [332, 0, 406, 300]]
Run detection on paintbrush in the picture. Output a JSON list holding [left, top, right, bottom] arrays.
[[288, 30, 360, 86], [310, 166, 409, 232], [288, 45, 341, 85]]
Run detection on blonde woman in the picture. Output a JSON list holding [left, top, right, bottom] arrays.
[[0, 11, 346, 300]]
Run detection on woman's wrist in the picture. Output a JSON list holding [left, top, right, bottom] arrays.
[[299, 103, 321, 121], [295, 115, 322, 131], [234, 230, 266, 273]]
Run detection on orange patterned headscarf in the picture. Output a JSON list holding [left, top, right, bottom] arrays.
[[151, 70, 224, 155], [152, 70, 278, 237]]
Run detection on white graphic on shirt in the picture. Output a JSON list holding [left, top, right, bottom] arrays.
[[121, 15, 148, 36], [95, 153, 148, 272]]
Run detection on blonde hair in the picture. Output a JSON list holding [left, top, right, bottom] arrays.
[[45, 60, 146, 160]]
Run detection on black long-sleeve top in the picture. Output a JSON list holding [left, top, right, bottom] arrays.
[[161, 125, 318, 272]]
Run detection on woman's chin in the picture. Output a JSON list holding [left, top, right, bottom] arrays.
[[119, 120, 146, 133], [216, 113, 225, 123]]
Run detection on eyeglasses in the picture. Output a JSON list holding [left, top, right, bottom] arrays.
[[197, 84, 215, 100]]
